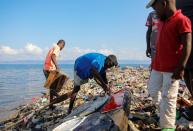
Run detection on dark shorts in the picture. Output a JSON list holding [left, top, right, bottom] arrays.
[[43, 70, 50, 79]]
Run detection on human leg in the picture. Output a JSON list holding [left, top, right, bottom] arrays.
[[148, 70, 163, 106], [160, 72, 179, 128]]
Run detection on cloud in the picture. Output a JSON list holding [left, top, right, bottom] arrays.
[[24, 43, 43, 55], [114, 48, 147, 60], [60, 47, 114, 60], [61, 47, 147, 61], [98, 49, 113, 55], [0, 46, 18, 55], [72, 47, 113, 55], [73, 47, 96, 54], [0, 43, 45, 61], [0, 44, 147, 61]]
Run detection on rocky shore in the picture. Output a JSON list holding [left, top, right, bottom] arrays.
[[0, 66, 192, 130]]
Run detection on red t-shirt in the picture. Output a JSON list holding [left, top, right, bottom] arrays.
[[44, 45, 60, 71], [152, 10, 192, 72]]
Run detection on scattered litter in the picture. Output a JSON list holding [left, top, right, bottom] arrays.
[[1, 66, 193, 130]]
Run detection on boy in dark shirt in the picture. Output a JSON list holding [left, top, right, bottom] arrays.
[[176, 0, 193, 121]]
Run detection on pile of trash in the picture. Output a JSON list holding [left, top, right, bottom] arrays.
[[0, 66, 193, 130]]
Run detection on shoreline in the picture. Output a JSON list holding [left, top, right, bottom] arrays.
[[0, 95, 43, 122], [0, 66, 150, 129], [0, 64, 148, 122], [1, 66, 192, 130]]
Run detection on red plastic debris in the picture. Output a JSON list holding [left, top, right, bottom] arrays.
[[101, 90, 125, 113]]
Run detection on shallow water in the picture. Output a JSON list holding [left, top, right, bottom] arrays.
[[0, 63, 148, 120], [0, 64, 74, 120]]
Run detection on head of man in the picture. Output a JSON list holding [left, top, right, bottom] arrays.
[[57, 39, 65, 50], [147, 0, 176, 21], [104, 55, 118, 69]]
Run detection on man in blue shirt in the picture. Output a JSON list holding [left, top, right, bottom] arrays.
[[68, 53, 118, 114]]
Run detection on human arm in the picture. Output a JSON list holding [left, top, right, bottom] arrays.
[[172, 33, 192, 79], [51, 46, 61, 72], [146, 27, 152, 58], [91, 67, 111, 95], [146, 13, 153, 58], [51, 54, 60, 71]]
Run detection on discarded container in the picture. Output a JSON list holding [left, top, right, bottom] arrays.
[[1, 66, 193, 130], [189, 122, 193, 129]]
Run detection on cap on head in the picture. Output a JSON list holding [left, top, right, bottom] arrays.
[[146, 0, 157, 8]]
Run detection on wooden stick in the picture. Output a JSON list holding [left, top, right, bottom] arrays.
[[4, 91, 72, 130]]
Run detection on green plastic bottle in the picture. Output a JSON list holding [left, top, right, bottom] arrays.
[[176, 109, 181, 120]]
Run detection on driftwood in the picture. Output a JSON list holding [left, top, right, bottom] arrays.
[[4, 91, 72, 130], [128, 120, 140, 131]]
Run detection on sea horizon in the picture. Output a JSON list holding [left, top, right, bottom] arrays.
[[0, 59, 150, 64]]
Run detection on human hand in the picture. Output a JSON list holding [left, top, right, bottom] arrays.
[[56, 67, 60, 73], [146, 48, 151, 58], [106, 86, 111, 96], [172, 67, 185, 80]]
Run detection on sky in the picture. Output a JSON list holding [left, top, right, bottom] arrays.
[[0, 0, 152, 62]]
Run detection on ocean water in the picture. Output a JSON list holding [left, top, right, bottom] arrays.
[[0, 63, 148, 120]]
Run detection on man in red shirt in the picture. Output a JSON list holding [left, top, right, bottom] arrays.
[[43, 39, 65, 109], [146, 0, 192, 130]]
